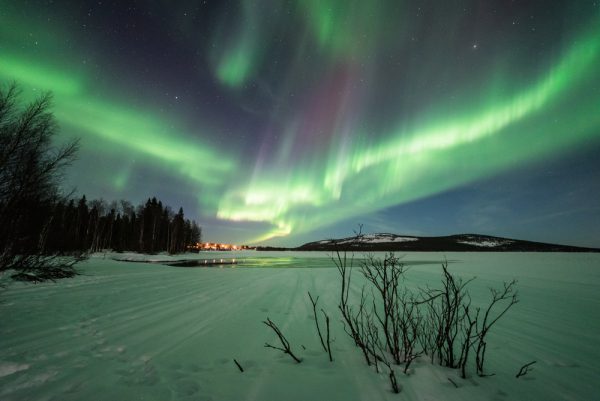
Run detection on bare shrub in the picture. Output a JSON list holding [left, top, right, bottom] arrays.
[[332, 232, 520, 387], [474, 280, 519, 376], [396, 289, 423, 374], [9, 253, 86, 282], [361, 252, 407, 365], [332, 229, 375, 366], [418, 263, 519, 378], [419, 262, 475, 369]]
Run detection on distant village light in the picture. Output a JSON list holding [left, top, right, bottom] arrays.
[[189, 241, 253, 252]]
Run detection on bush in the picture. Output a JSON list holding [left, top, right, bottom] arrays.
[[335, 248, 518, 380]]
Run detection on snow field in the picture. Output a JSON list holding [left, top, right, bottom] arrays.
[[0, 252, 599, 400]]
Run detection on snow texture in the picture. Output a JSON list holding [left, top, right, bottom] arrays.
[[1, 251, 599, 401]]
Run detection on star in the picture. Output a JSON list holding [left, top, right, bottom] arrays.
[[2, 0, 598, 247]]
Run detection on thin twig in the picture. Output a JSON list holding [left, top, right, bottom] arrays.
[[321, 308, 333, 362], [389, 369, 400, 393], [308, 292, 327, 353], [516, 361, 536, 378]]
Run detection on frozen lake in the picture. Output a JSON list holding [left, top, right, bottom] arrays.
[[1, 252, 599, 401]]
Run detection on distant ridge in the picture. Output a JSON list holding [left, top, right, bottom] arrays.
[[291, 233, 600, 252]]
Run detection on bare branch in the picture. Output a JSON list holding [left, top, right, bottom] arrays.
[[308, 292, 327, 353], [263, 318, 302, 363], [233, 359, 244, 372], [321, 308, 333, 362], [516, 361, 536, 378]]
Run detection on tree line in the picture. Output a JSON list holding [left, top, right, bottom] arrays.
[[45, 195, 201, 254], [1, 82, 201, 281]]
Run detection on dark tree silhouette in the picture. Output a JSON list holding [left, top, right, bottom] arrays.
[[36, 194, 201, 255], [0, 82, 81, 280], [0, 83, 202, 281]]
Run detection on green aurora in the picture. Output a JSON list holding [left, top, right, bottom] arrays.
[[1, 1, 599, 245], [218, 34, 600, 240]]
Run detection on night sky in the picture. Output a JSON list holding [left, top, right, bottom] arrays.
[[2, 1, 600, 247]]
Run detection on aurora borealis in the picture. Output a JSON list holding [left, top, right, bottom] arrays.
[[2, 1, 600, 246]]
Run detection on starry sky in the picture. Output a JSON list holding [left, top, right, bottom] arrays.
[[2, 0, 600, 247]]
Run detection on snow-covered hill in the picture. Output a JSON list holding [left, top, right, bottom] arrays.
[[298, 233, 598, 252], [315, 233, 419, 245]]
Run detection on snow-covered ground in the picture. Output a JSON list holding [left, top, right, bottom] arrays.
[[1, 252, 599, 401]]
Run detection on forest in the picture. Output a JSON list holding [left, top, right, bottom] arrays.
[[41, 195, 201, 255]]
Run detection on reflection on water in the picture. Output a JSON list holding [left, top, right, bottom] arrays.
[[165, 251, 454, 268]]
